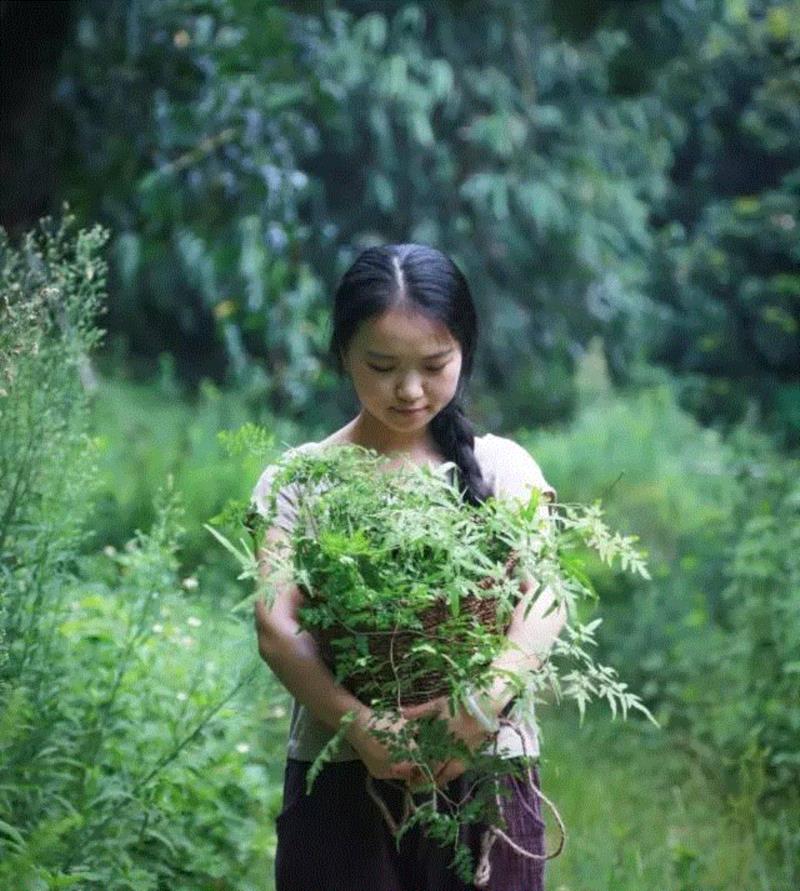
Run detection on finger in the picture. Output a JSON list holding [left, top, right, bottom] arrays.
[[433, 759, 452, 785], [401, 698, 445, 720], [406, 759, 443, 790], [406, 767, 433, 791], [434, 758, 466, 788], [390, 760, 420, 782], [407, 757, 459, 791], [406, 765, 427, 787]]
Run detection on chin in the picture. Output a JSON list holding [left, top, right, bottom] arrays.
[[386, 416, 419, 428]]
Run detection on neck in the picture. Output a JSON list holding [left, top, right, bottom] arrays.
[[346, 411, 439, 460]]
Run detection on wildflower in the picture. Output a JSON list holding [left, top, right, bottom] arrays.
[[176, 692, 188, 702], [103, 545, 117, 558], [181, 635, 194, 647], [182, 576, 199, 590], [236, 743, 250, 754], [152, 623, 164, 634], [187, 616, 202, 627]]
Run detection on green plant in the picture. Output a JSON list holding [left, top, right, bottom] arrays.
[[85, 372, 302, 570], [0, 212, 284, 889], [526, 374, 800, 876], [208, 436, 657, 884]]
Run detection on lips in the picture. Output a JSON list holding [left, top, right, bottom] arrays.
[[393, 407, 427, 414]]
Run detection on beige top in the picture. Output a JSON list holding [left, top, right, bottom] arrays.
[[250, 432, 557, 762]]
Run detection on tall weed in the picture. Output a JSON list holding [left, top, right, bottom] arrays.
[[0, 214, 283, 888]]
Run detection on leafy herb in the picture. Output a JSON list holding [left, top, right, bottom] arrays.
[[208, 437, 657, 883]]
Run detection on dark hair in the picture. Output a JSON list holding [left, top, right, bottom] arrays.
[[328, 243, 492, 507]]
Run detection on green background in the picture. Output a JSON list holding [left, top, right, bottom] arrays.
[[1, 1, 798, 887]]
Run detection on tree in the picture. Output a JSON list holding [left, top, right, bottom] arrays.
[[53, 0, 670, 428], [645, 0, 800, 443]]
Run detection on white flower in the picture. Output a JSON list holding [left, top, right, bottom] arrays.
[[269, 705, 287, 719], [103, 545, 117, 558], [152, 623, 164, 634], [236, 743, 250, 754], [187, 616, 202, 628], [181, 635, 194, 647], [182, 576, 199, 590], [176, 691, 188, 702]]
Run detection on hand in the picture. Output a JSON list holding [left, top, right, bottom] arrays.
[[346, 707, 421, 783], [253, 599, 420, 783], [253, 583, 307, 662], [400, 696, 494, 791]]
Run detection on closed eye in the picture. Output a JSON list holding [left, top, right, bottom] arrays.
[[368, 365, 447, 373]]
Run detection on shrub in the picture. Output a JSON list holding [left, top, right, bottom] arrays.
[[86, 371, 301, 571], [521, 376, 799, 874], [1, 209, 108, 722], [0, 212, 282, 889]]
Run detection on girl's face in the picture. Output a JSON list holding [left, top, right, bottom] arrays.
[[342, 306, 463, 437]]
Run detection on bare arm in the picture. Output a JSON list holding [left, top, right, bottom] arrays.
[[479, 576, 568, 717], [481, 465, 566, 717], [401, 575, 568, 789], [254, 525, 418, 780]]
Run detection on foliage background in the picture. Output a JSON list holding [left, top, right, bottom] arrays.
[[1, 0, 798, 888]]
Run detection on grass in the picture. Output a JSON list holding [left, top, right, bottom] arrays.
[[538, 707, 787, 891]]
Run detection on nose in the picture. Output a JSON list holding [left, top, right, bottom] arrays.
[[396, 372, 425, 402]]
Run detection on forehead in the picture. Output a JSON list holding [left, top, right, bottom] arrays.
[[353, 307, 458, 356]]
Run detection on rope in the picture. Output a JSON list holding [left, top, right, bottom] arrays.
[[473, 825, 497, 887], [472, 718, 566, 887], [364, 715, 566, 888]]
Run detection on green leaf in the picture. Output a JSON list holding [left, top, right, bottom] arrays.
[[306, 710, 358, 795]]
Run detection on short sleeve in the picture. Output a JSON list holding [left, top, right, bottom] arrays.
[[249, 463, 301, 536], [492, 437, 556, 519], [249, 441, 320, 537]]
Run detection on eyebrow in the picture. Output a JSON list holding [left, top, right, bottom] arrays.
[[366, 348, 455, 360]]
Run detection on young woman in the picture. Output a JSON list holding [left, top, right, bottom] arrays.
[[251, 243, 567, 890]]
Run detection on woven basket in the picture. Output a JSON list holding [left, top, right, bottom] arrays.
[[305, 549, 520, 707]]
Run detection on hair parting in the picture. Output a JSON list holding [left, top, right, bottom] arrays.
[[328, 243, 492, 507]]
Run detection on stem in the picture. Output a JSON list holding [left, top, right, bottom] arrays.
[[61, 663, 259, 873]]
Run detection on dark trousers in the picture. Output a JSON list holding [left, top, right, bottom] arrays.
[[274, 756, 546, 890]]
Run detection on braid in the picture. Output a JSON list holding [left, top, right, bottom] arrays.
[[429, 395, 492, 508], [329, 241, 490, 506]]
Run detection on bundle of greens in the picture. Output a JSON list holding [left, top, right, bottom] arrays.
[[207, 440, 656, 884], [266, 446, 529, 707]]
